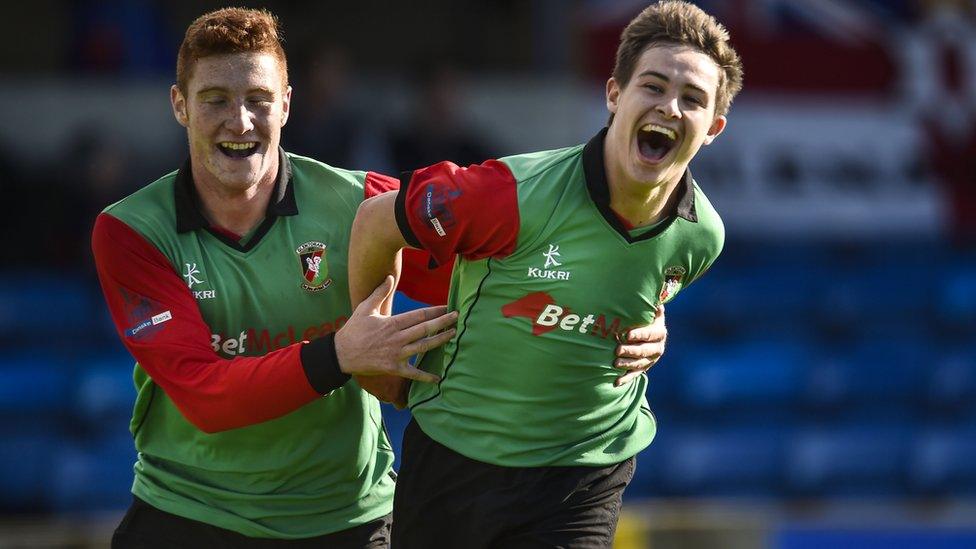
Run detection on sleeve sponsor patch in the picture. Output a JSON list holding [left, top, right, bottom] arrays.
[[119, 287, 172, 340], [415, 180, 462, 237]]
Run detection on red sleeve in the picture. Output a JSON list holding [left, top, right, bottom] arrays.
[[394, 160, 519, 268], [91, 213, 326, 433], [365, 171, 453, 305], [364, 170, 400, 198]]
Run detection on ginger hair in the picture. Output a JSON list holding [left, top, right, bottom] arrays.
[[176, 8, 288, 93]]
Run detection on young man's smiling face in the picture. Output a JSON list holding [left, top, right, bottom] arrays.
[[170, 51, 291, 194], [605, 43, 726, 192]]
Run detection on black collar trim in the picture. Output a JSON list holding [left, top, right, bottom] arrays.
[[581, 127, 697, 243], [174, 147, 297, 252]]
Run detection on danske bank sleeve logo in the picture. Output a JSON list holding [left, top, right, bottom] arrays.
[[417, 180, 462, 237], [296, 241, 333, 292], [119, 287, 173, 340]]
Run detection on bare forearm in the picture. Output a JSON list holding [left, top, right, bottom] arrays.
[[348, 192, 409, 309], [338, 191, 452, 398]]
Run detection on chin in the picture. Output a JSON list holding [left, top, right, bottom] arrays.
[[638, 156, 686, 185], [628, 163, 666, 187], [208, 157, 261, 179], [207, 167, 258, 189], [226, 172, 264, 189]]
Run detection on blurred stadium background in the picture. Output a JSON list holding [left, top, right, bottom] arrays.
[[1, 0, 975, 547]]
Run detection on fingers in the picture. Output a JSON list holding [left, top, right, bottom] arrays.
[[624, 305, 666, 342], [392, 305, 449, 329], [625, 320, 666, 343], [364, 275, 396, 313], [623, 327, 666, 344], [401, 310, 458, 341], [615, 369, 645, 387], [615, 357, 653, 371], [401, 328, 457, 358], [395, 363, 441, 384], [616, 343, 663, 359]]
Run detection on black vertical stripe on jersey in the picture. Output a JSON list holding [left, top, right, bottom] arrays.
[[408, 258, 494, 412]]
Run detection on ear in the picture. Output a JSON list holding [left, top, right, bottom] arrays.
[[170, 85, 188, 128], [702, 114, 727, 146], [280, 85, 292, 127], [606, 77, 620, 117]]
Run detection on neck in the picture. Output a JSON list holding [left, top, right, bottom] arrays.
[[608, 180, 677, 228], [191, 160, 278, 237], [604, 141, 681, 229]]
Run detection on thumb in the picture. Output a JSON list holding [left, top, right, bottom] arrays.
[[655, 303, 665, 318], [365, 275, 396, 312]]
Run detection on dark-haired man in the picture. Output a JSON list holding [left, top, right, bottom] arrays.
[[347, 1, 743, 547]]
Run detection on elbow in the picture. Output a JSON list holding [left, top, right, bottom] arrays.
[[352, 192, 406, 252], [355, 191, 389, 221], [351, 195, 380, 243]]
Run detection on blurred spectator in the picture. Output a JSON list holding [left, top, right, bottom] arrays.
[[904, 1, 976, 245], [285, 45, 365, 168], [0, 142, 30, 264], [69, 0, 173, 75], [58, 126, 136, 270], [924, 114, 976, 246], [386, 65, 494, 173]]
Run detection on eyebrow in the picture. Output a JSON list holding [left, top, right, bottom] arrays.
[[196, 86, 276, 96], [637, 70, 708, 96]]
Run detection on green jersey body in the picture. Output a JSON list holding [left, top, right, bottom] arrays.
[[104, 153, 394, 538], [407, 133, 724, 467]]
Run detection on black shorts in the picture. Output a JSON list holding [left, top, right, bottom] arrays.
[[111, 496, 391, 549], [392, 419, 636, 549]]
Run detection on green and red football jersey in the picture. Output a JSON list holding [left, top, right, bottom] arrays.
[[397, 129, 724, 467], [92, 150, 448, 539]]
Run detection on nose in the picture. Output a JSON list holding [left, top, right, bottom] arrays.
[[225, 103, 255, 134], [655, 96, 681, 119]]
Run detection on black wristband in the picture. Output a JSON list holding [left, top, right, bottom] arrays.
[[299, 333, 350, 394]]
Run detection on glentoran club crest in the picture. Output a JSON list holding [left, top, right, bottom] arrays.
[[296, 241, 333, 292], [659, 265, 686, 303]]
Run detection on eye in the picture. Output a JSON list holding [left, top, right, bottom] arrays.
[[643, 84, 664, 94], [684, 95, 704, 107]]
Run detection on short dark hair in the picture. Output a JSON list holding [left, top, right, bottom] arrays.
[[176, 8, 288, 94], [612, 0, 743, 116]]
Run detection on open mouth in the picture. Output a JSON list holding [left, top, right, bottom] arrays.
[[636, 124, 677, 164], [218, 142, 259, 158]]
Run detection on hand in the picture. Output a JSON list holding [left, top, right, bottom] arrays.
[[613, 305, 667, 387], [335, 275, 457, 388], [355, 375, 412, 409]]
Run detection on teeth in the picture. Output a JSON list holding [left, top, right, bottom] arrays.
[[640, 124, 676, 141], [220, 142, 257, 150]]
